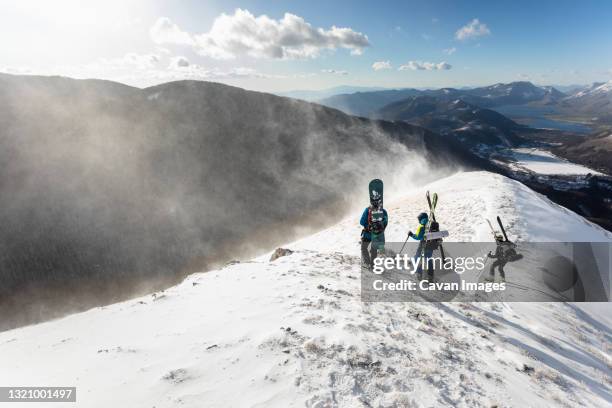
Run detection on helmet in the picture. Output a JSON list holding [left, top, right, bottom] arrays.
[[417, 212, 428, 225]]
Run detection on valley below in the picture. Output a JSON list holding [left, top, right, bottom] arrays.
[[480, 129, 612, 232], [317, 80, 612, 233]]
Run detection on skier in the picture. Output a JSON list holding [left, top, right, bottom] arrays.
[[486, 236, 522, 282], [485, 217, 521, 282], [408, 212, 435, 281], [486, 236, 509, 282], [407, 212, 428, 242], [360, 194, 388, 270]]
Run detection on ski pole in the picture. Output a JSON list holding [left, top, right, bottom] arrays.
[[399, 234, 410, 253]]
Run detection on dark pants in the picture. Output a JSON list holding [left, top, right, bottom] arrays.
[[361, 233, 384, 268], [416, 246, 434, 281], [490, 260, 506, 279]]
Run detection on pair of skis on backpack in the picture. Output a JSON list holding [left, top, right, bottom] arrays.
[[423, 191, 450, 242], [397, 190, 449, 258], [487, 216, 510, 243]]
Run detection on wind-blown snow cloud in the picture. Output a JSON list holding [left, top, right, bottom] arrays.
[[443, 47, 457, 55], [455, 19, 490, 41], [398, 61, 452, 71], [150, 9, 370, 60], [372, 61, 392, 71]]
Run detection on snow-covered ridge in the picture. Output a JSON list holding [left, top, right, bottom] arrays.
[[590, 80, 612, 95], [0, 171, 610, 408], [571, 80, 612, 98], [285, 171, 611, 253]]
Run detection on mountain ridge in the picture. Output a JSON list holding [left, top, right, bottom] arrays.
[[318, 81, 567, 117], [1, 171, 609, 407]]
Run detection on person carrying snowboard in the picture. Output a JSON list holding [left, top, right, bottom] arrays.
[[360, 191, 388, 270]]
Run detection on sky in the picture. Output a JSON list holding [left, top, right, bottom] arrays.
[[1, 0, 612, 92]]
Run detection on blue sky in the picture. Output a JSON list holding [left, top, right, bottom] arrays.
[[1, 0, 611, 91]]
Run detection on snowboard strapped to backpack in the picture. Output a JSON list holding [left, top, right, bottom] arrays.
[[367, 179, 385, 235], [368, 206, 385, 234]]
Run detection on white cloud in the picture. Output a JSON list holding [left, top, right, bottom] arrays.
[[150, 17, 194, 46], [0, 66, 35, 75], [398, 61, 452, 71], [156, 47, 172, 55], [321, 69, 348, 75], [455, 19, 490, 41], [150, 9, 370, 60], [372, 60, 392, 71], [169, 56, 190, 69], [443, 47, 457, 55], [98, 53, 161, 70], [1, 53, 282, 86]]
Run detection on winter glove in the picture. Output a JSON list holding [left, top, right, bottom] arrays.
[[408, 231, 414, 238]]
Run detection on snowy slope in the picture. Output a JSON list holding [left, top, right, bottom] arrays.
[[507, 148, 602, 176], [571, 80, 612, 99], [0, 171, 610, 408]]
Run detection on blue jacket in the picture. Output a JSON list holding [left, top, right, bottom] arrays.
[[360, 207, 388, 240], [411, 223, 426, 241]]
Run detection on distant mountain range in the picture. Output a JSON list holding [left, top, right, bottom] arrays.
[[550, 84, 591, 94], [320, 80, 612, 127], [376, 95, 526, 147], [276, 85, 388, 101], [559, 80, 612, 122], [319, 88, 422, 117], [319, 81, 568, 117]]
